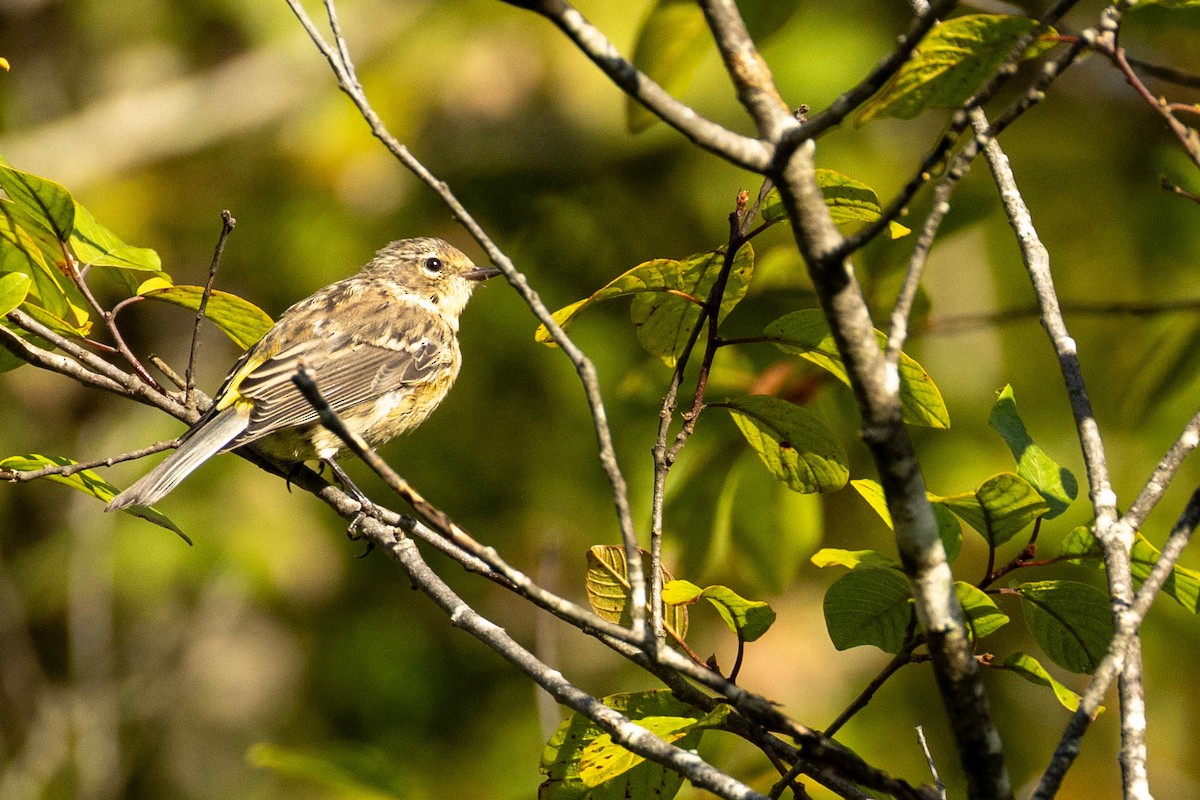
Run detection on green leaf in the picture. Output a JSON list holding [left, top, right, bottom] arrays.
[[585, 545, 688, 640], [247, 743, 407, 800], [823, 566, 912, 653], [850, 478, 963, 561], [1017, 580, 1114, 674], [762, 170, 911, 238], [536, 246, 753, 367], [932, 472, 1048, 547], [0, 454, 189, 543], [0, 203, 91, 332], [70, 201, 161, 271], [857, 15, 1059, 125], [140, 283, 274, 351], [988, 384, 1077, 518], [810, 548, 897, 570], [1134, 0, 1200, 7], [540, 691, 723, 800], [956, 581, 1008, 640], [722, 395, 848, 493], [1060, 526, 1200, 613], [765, 309, 949, 429], [1000, 652, 1097, 715], [0, 162, 75, 248], [0, 271, 31, 316], [663, 581, 776, 641]]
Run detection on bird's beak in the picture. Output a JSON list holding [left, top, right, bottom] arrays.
[[464, 267, 503, 282]]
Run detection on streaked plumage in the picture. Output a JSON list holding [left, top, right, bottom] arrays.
[[106, 237, 498, 511]]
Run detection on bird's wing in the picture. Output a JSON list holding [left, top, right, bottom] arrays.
[[231, 306, 456, 442]]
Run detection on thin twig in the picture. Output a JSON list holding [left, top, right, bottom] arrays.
[[0, 440, 178, 483], [186, 210, 236, 395], [916, 725, 948, 800]]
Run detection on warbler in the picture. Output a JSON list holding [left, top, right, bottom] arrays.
[[106, 237, 500, 511]]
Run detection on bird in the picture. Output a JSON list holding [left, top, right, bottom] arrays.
[[106, 237, 500, 512]]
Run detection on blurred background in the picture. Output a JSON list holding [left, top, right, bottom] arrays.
[[2, 0, 1200, 797]]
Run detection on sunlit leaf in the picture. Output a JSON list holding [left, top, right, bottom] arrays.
[[956, 581, 1008, 640], [0, 203, 90, 330], [140, 284, 274, 350], [71, 201, 162, 271], [850, 478, 963, 561], [823, 566, 912, 653], [765, 309, 949, 428], [1017, 580, 1114, 674], [662, 580, 775, 641], [988, 384, 1077, 518], [931, 472, 1048, 547], [537, 247, 753, 367], [761, 170, 911, 238], [722, 395, 848, 493], [585, 545, 688, 640], [810, 548, 897, 570], [1000, 652, 1098, 715], [857, 15, 1059, 125], [0, 454, 189, 543], [0, 162, 75, 248], [1060, 526, 1200, 613], [0, 271, 31, 316], [540, 691, 724, 800]]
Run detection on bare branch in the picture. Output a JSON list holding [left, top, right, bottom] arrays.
[[186, 209, 236, 395], [972, 107, 1151, 799]]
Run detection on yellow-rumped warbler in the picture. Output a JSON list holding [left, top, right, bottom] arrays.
[[106, 237, 499, 511]]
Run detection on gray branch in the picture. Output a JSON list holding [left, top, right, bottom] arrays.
[[972, 108, 1149, 799]]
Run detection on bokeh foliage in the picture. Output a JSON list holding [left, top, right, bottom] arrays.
[[2, 1, 1200, 799]]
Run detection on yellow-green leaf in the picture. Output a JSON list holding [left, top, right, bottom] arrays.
[[857, 15, 1059, 125], [0, 271, 31, 316], [989, 384, 1077, 518], [71, 201, 161, 271], [140, 284, 273, 350], [765, 309, 949, 428], [724, 395, 847, 493], [0, 454, 189, 543], [851, 478, 963, 561], [585, 545, 687, 640], [956, 581, 1008, 639], [1001, 651, 1098, 714], [537, 246, 753, 367], [810, 548, 896, 570], [761, 170, 911, 239], [540, 691, 721, 800]]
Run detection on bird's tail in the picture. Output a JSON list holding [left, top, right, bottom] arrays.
[[106, 406, 250, 511]]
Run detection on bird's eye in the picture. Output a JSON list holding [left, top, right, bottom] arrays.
[[423, 256, 443, 273]]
